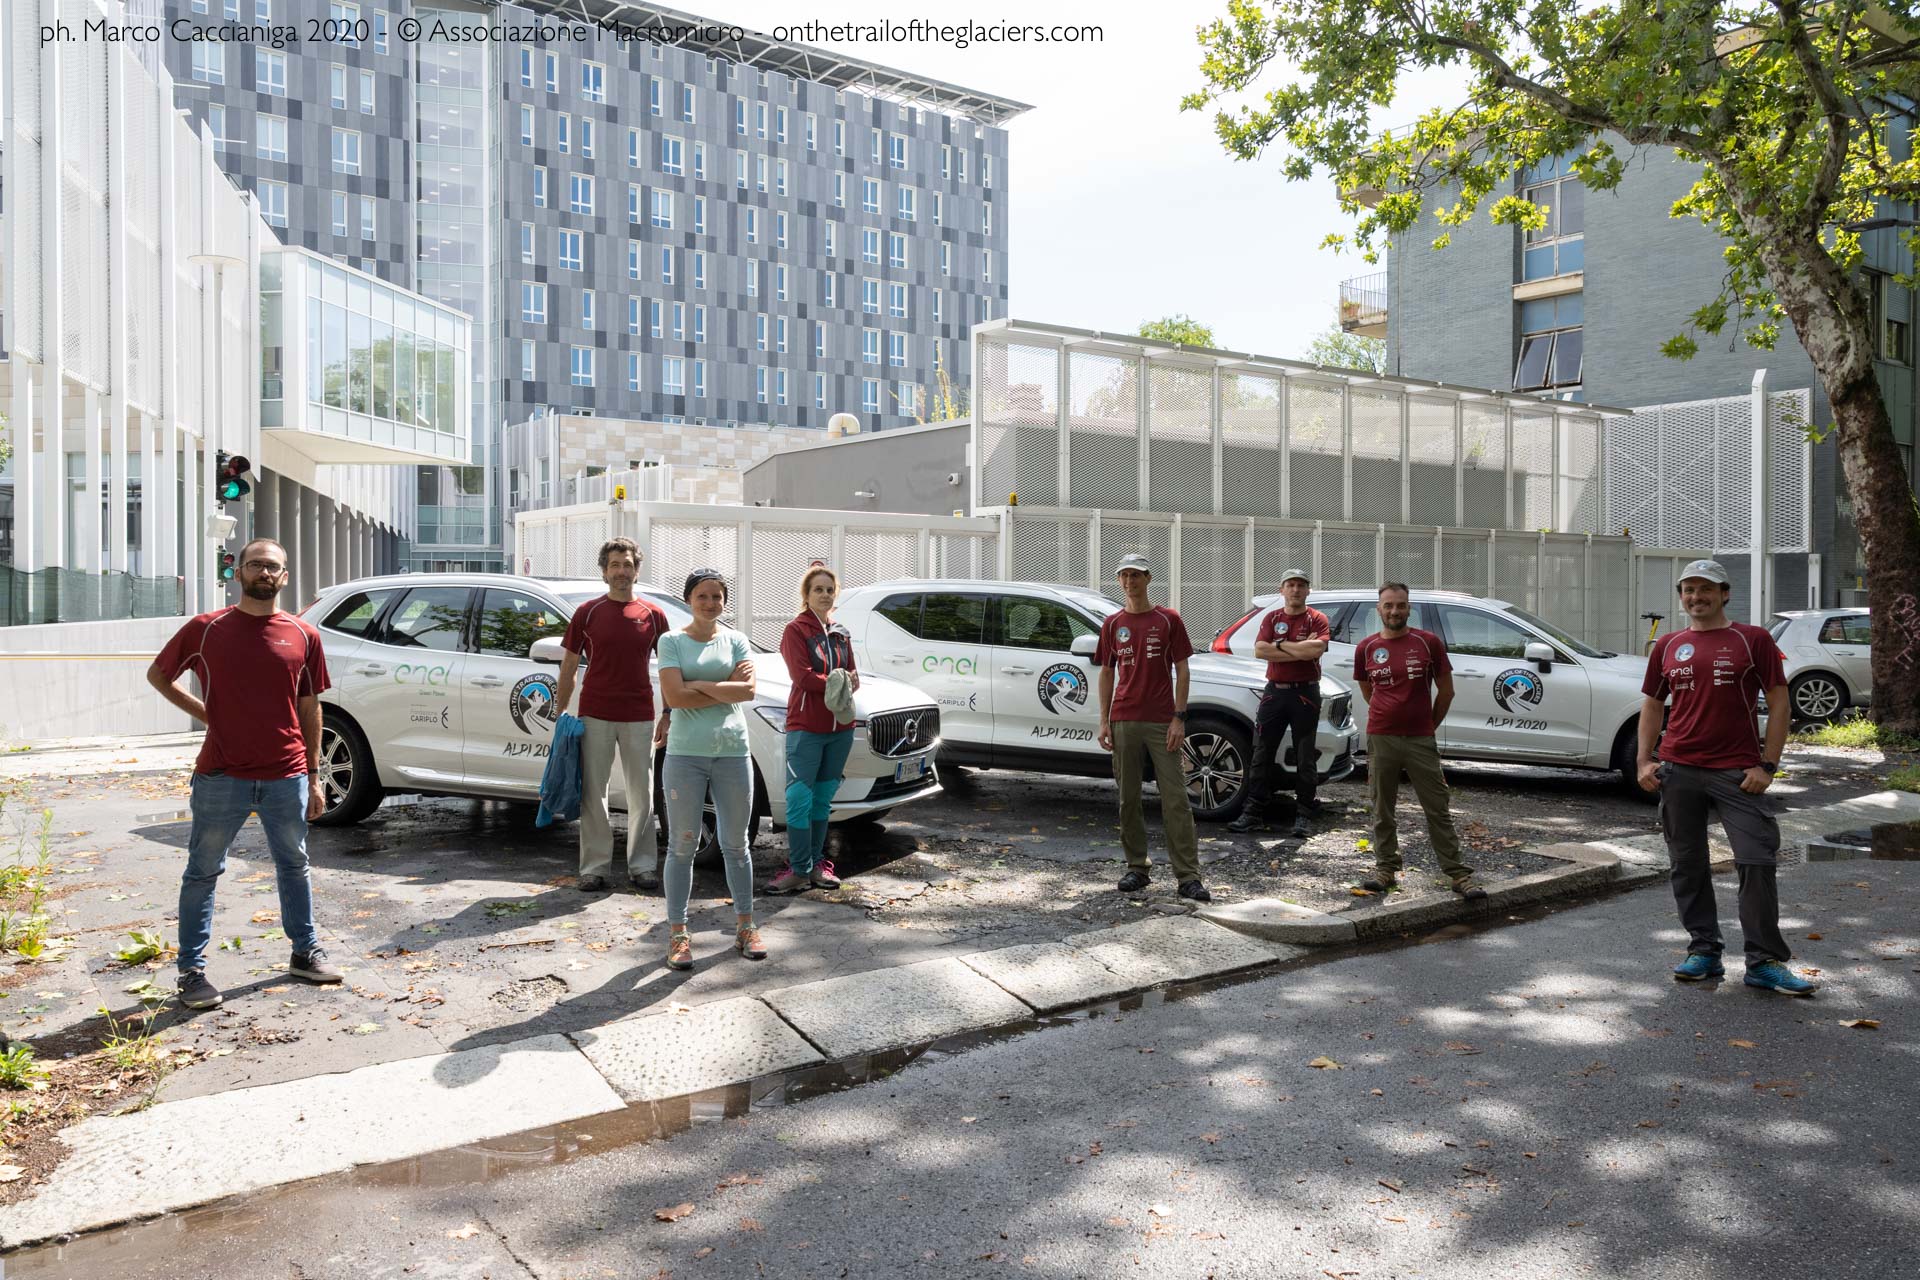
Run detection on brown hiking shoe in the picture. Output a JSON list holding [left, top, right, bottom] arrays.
[[735, 925, 767, 960], [666, 929, 694, 971]]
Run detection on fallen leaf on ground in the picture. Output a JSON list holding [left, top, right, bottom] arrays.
[[1200, 1132, 1221, 1144], [1148, 1204, 1172, 1217], [447, 1224, 481, 1240], [654, 1203, 695, 1222], [1840, 1019, 1881, 1030], [0, 1166, 25, 1183], [1308, 1056, 1341, 1069], [1728, 1039, 1758, 1049], [1105, 1217, 1130, 1227], [716, 1173, 762, 1189], [738, 1218, 764, 1232], [250, 910, 279, 924], [693, 1246, 714, 1258], [1378, 1178, 1403, 1192], [1806, 932, 1823, 940]]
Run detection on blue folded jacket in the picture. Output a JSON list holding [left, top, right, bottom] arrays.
[[535, 713, 586, 828]]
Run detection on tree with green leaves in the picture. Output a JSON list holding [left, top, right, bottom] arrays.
[[1304, 324, 1387, 374], [1185, 0, 1920, 731], [1139, 315, 1218, 348]]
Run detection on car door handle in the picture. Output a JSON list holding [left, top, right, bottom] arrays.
[[1455, 669, 1486, 677], [1000, 665, 1033, 675], [350, 662, 388, 675], [886, 654, 912, 663], [469, 676, 506, 688]]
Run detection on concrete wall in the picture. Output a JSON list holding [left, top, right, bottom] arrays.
[[0, 617, 196, 744], [741, 421, 970, 515]]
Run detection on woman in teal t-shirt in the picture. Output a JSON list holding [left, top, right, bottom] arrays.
[[656, 569, 764, 970]]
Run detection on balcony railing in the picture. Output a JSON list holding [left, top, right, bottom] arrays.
[[1339, 272, 1389, 337]]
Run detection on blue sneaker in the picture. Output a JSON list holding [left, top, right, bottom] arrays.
[[1672, 953, 1726, 982], [1743, 960, 1819, 996]]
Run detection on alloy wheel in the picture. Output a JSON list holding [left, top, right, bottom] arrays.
[[316, 724, 355, 814], [1793, 675, 1843, 721], [1182, 730, 1244, 811]]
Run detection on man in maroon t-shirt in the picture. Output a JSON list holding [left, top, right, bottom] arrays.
[[1095, 553, 1207, 902], [1351, 583, 1481, 899], [556, 537, 672, 893], [1638, 559, 1812, 995], [1231, 570, 1331, 838], [146, 538, 342, 1011]]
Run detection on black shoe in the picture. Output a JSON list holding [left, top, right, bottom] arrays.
[[1116, 870, 1151, 893], [1227, 811, 1268, 834], [289, 947, 343, 983], [1177, 880, 1212, 904], [632, 859, 664, 892], [1299, 798, 1326, 817], [578, 873, 610, 892], [1289, 814, 1313, 839], [1357, 874, 1397, 894], [177, 970, 223, 1009], [1453, 878, 1489, 902]]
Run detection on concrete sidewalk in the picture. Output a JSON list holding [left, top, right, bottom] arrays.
[[3, 787, 1914, 1249]]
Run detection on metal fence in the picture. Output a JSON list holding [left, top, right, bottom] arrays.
[[0, 567, 184, 627]]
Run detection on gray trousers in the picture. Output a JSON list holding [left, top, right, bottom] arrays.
[[1658, 762, 1790, 964], [580, 715, 656, 879]]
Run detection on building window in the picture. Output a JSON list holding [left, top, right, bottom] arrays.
[[694, 141, 708, 180], [805, 113, 818, 150], [897, 186, 917, 221], [756, 102, 768, 138], [208, 104, 230, 152], [834, 173, 847, 207], [775, 106, 788, 143], [863, 378, 880, 414], [648, 76, 663, 116], [520, 340, 535, 382], [956, 149, 968, 183], [331, 129, 362, 175], [776, 159, 789, 196], [863, 328, 880, 364], [984, 202, 993, 236], [983, 250, 992, 282], [373, 8, 387, 52], [661, 136, 684, 175], [756, 154, 769, 192], [581, 290, 596, 328], [663, 356, 686, 396], [522, 282, 547, 323], [256, 49, 286, 95], [776, 369, 789, 406], [1871, 271, 1913, 365], [359, 69, 375, 114], [889, 332, 907, 366], [755, 315, 768, 351], [814, 372, 826, 408], [941, 144, 951, 179], [628, 353, 643, 392], [757, 367, 769, 404], [933, 192, 943, 226], [521, 105, 535, 146], [544, 52, 558, 94], [628, 127, 641, 167], [896, 381, 918, 416], [735, 150, 748, 189], [660, 247, 675, 284], [329, 2, 360, 44], [628, 183, 642, 224], [746, 208, 760, 244], [651, 299, 664, 338], [735, 99, 747, 135], [822, 274, 837, 307], [582, 61, 606, 103], [557, 113, 571, 154], [889, 134, 908, 169], [694, 360, 707, 397], [1514, 293, 1583, 391], [331, 64, 348, 109], [580, 118, 594, 158], [359, 195, 375, 240], [834, 119, 845, 155], [569, 174, 594, 215], [1519, 154, 1585, 281], [863, 178, 881, 214], [693, 250, 708, 289], [533, 167, 548, 207], [628, 297, 642, 336], [863, 228, 880, 265], [192, 43, 225, 84], [571, 347, 594, 387], [862, 279, 880, 314], [940, 243, 952, 276], [628, 242, 641, 280], [682, 84, 696, 122], [825, 223, 837, 256], [693, 305, 707, 343], [870, 128, 882, 164], [558, 230, 582, 271], [694, 197, 708, 235], [671, 301, 685, 339], [258, 179, 287, 226], [776, 266, 790, 302], [520, 48, 534, 89], [776, 316, 789, 352], [932, 290, 943, 323], [984, 155, 993, 188], [256, 114, 287, 162], [889, 283, 908, 319], [651, 189, 673, 228], [889, 232, 907, 268], [331, 192, 350, 237]]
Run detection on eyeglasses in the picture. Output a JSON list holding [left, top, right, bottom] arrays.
[[244, 561, 288, 575]]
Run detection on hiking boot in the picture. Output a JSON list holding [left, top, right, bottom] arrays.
[[632, 857, 664, 892], [735, 925, 768, 960], [1744, 960, 1819, 996], [809, 860, 842, 890], [1357, 873, 1398, 894], [289, 947, 343, 983], [1672, 952, 1726, 982], [766, 869, 809, 895], [1289, 813, 1313, 839], [1177, 879, 1213, 904], [1116, 869, 1151, 893], [666, 929, 694, 971], [177, 970, 223, 1010], [1452, 878, 1489, 902], [578, 873, 610, 892], [1227, 811, 1268, 834]]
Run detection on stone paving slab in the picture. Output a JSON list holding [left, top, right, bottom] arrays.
[[960, 941, 1144, 1012], [1063, 915, 1284, 986], [1197, 898, 1358, 945], [761, 956, 1033, 1058], [0, 1033, 623, 1250], [572, 996, 825, 1102]]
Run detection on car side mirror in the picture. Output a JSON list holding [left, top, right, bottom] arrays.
[[530, 636, 567, 665], [1524, 641, 1554, 671], [1070, 634, 1098, 658]]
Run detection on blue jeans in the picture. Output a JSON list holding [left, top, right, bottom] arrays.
[[180, 773, 320, 974], [661, 753, 755, 926], [784, 729, 853, 874]]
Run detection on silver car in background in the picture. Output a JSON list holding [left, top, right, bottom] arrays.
[[1771, 608, 1872, 722]]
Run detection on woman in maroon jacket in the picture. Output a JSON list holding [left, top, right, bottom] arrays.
[[768, 566, 860, 893]]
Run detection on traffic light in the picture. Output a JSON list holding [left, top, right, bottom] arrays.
[[214, 451, 252, 504], [217, 551, 237, 581]]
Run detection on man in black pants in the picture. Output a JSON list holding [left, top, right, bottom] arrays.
[[1229, 570, 1330, 838]]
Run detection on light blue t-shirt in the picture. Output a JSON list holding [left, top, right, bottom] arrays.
[[656, 627, 754, 758]]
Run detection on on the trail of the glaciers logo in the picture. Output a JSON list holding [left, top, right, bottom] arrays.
[[1038, 663, 1089, 715], [510, 673, 559, 735], [1674, 642, 1696, 662], [1492, 667, 1545, 714]]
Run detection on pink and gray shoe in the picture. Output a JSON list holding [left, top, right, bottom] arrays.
[[766, 869, 809, 895]]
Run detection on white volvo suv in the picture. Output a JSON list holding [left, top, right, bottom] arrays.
[[833, 580, 1360, 822], [298, 573, 943, 834]]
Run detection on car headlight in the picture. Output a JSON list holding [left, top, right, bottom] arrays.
[[754, 704, 789, 732]]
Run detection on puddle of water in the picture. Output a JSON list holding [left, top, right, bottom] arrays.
[[1800, 818, 1920, 863]]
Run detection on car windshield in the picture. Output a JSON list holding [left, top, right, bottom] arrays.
[[1500, 604, 1608, 659], [1060, 590, 1123, 624], [557, 588, 771, 652]]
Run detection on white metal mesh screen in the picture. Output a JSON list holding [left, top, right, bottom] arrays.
[[1287, 380, 1344, 521], [1561, 415, 1603, 535], [1461, 403, 1507, 527], [519, 521, 560, 576], [1492, 532, 1540, 613], [1590, 539, 1633, 654], [1067, 351, 1137, 508], [1098, 520, 1171, 593], [1349, 389, 1402, 523], [1177, 521, 1242, 648], [745, 525, 835, 645], [1408, 398, 1456, 526], [1511, 411, 1555, 531], [1221, 372, 1283, 517], [1766, 390, 1811, 549], [650, 522, 740, 624], [1320, 526, 1375, 590], [1441, 532, 1490, 596], [1606, 389, 1811, 552], [977, 341, 1059, 508], [1384, 532, 1437, 588], [563, 512, 612, 571], [842, 528, 918, 588], [1252, 525, 1316, 597], [929, 532, 994, 579], [1539, 536, 1587, 641], [1006, 513, 1091, 586], [1147, 364, 1213, 514]]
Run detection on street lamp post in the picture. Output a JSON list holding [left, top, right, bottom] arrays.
[[189, 251, 245, 607]]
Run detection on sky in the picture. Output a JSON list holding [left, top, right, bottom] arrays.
[[710, 0, 1467, 361]]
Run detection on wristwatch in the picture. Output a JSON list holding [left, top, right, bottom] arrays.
[[1172, 710, 1188, 722], [1760, 759, 1779, 772]]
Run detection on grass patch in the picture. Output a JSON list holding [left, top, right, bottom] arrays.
[[1887, 764, 1920, 794], [1791, 718, 1920, 752]]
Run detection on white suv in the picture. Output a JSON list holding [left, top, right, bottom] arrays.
[[1216, 589, 1651, 788], [1770, 608, 1872, 722], [834, 580, 1360, 822], [299, 573, 943, 835]]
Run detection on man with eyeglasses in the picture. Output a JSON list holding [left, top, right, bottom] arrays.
[[147, 538, 343, 1010]]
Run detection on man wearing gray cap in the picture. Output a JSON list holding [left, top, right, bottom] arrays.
[[1230, 570, 1330, 838], [1095, 553, 1209, 902], [1639, 559, 1813, 995]]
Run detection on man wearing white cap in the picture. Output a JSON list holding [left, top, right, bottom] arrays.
[[1095, 553, 1209, 902], [1639, 559, 1813, 995], [1230, 569, 1330, 838]]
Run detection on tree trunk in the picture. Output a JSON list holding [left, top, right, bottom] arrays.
[[1753, 224, 1920, 737]]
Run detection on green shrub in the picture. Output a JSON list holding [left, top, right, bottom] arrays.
[[1886, 764, 1920, 794], [0, 1043, 48, 1091], [1793, 719, 1920, 753]]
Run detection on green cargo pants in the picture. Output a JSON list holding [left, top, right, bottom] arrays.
[[1366, 733, 1472, 884], [1111, 720, 1203, 883]]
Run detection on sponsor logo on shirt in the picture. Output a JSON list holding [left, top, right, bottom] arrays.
[[1373, 647, 1388, 663], [1674, 642, 1695, 662], [1116, 626, 1132, 644]]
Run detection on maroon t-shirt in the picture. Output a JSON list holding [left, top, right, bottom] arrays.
[[562, 595, 670, 722], [1095, 606, 1193, 724], [1257, 606, 1331, 683], [156, 608, 331, 780], [1353, 628, 1452, 737], [1642, 622, 1785, 770]]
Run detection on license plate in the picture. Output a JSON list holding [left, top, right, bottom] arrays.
[[894, 755, 928, 783]]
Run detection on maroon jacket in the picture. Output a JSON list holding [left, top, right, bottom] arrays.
[[780, 610, 858, 734]]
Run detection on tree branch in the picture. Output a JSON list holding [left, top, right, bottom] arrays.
[[1773, 0, 1855, 219]]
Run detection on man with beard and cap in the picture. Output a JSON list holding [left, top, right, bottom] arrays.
[[147, 538, 343, 1010], [1230, 569, 1331, 838]]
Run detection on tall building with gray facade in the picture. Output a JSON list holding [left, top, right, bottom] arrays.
[[161, 1, 1022, 570]]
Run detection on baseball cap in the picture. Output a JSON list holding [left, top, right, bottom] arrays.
[[1279, 569, 1311, 586], [1675, 558, 1730, 587], [1114, 552, 1151, 575]]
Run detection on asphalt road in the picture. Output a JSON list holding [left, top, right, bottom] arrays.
[[18, 854, 1917, 1280]]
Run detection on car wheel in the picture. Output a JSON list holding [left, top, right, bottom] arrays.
[[312, 714, 383, 827], [1180, 716, 1252, 822], [1612, 721, 1656, 804], [1789, 672, 1848, 723]]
